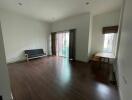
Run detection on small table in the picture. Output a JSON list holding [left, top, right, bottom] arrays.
[[95, 52, 116, 82], [95, 52, 116, 63]]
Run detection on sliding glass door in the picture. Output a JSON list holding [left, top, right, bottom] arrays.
[[56, 31, 70, 58]]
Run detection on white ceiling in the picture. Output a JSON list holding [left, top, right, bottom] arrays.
[[0, 0, 122, 22]]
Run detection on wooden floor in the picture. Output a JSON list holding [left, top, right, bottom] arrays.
[[8, 56, 120, 100]]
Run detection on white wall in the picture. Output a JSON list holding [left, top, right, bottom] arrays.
[[117, 0, 132, 100], [0, 24, 11, 100], [91, 10, 121, 55], [0, 9, 51, 63], [88, 14, 93, 58], [52, 13, 90, 62]]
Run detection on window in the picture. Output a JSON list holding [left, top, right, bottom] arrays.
[[103, 33, 116, 53]]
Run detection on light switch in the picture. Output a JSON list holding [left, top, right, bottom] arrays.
[[122, 76, 127, 84]]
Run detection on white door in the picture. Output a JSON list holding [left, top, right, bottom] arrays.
[[0, 23, 11, 100]]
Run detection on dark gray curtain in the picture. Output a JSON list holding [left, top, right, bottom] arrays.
[[51, 32, 56, 55], [0, 96, 2, 100], [69, 29, 76, 60]]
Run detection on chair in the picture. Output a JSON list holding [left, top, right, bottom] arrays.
[[89, 54, 101, 69], [89, 54, 100, 62]]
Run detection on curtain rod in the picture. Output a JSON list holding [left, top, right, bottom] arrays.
[[51, 28, 76, 34]]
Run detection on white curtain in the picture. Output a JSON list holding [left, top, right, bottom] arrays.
[[56, 31, 69, 58]]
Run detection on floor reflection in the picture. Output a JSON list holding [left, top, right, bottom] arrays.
[[58, 58, 71, 87], [8, 56, 120, 100], [97, 83, 110, 98]]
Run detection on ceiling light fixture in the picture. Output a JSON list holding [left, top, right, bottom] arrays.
[[85, 2, 90, 5], [18, 2, 23, 6]]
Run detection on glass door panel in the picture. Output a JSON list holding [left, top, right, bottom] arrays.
[[56, 31, 69, 58]]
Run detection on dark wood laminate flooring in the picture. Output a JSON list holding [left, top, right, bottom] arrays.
[[8, 56, 120, 100]]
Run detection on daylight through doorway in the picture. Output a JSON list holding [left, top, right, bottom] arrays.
[[56, 31, 70, 58]]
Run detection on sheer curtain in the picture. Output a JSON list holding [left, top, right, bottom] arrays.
[[51, 29, 76, 60], [56, 31, 69, 58]]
